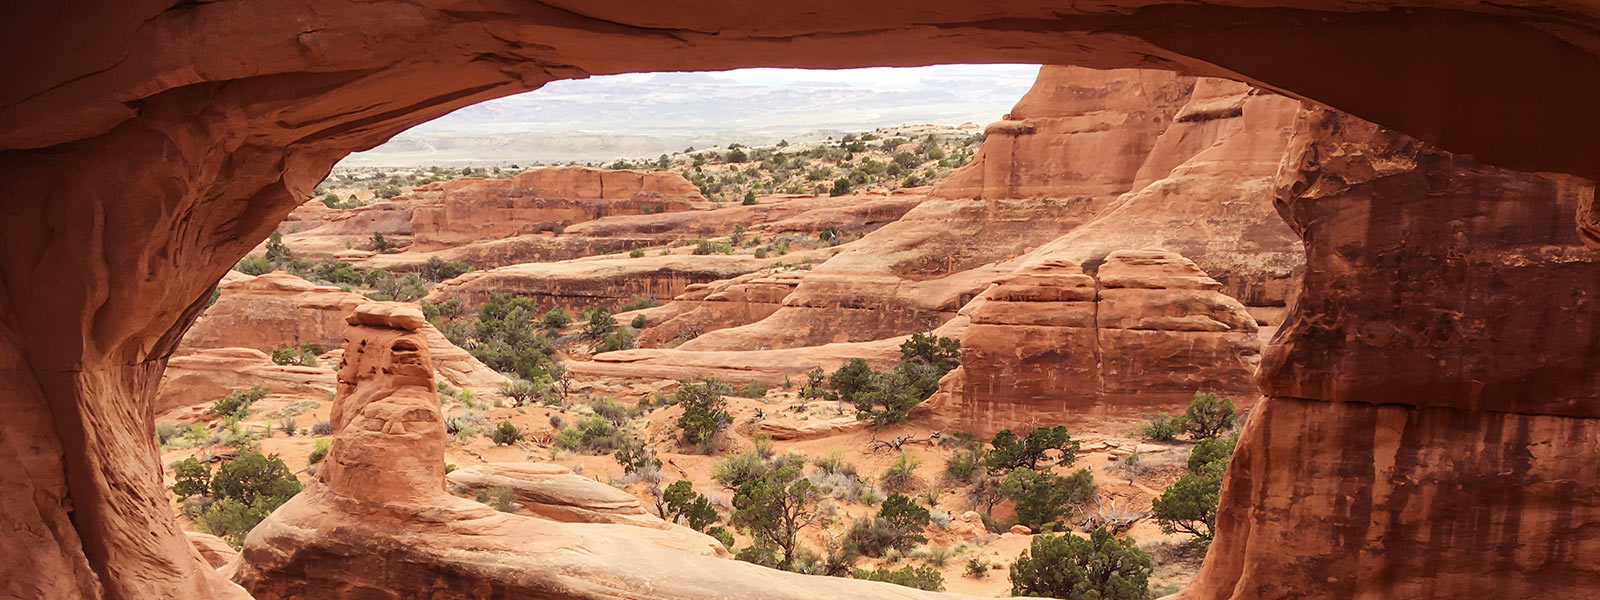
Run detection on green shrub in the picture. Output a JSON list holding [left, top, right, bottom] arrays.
[[491, 421, 524, 445], [630, 314, 647, 329], [613, 434, 661, 474], [662, 480, 719, 532], [629, 247, 645, 258], [842, 493, 929, 557], [852, 565, 944, 591], [675, 379, 732, 451], [1139, 414, 1186, 442], [984, 425, 1079, 474], [730, 463, 820, 568], [236, 255, 273, 276], [1188, 436, 1238, 473], [199, 450, 304, 547], [171, 457, 212, 498], [1009, 528, 1151, 600], [311, 420, 333, 436], [555, 415, 630, 454], [596, 327, 635, 352], [1000, 468, 1097, 531], [500, 378, 543, 406], [421, 257, 473, 281], [307, 438, 331, 465], [539, 308, 572, 329], [739, 379, 768, 399], [942, 446, 983, 484], [754, 247, 768, 258], [1154, 435, 1236, 544], [1183, 392, 1237, 440], [965, 557, 989, 579], [208, 385, 270, 419], [712, 451, 771, 489], [619, 294, 659, 312], [480, 486, 518, 512], [880, 453, 922, 493]]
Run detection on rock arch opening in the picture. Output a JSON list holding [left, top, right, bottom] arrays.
[[4, 3, 1600, 599]]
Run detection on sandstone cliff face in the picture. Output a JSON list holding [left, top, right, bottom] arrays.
[[928, 249, 1260, 435], [636, 270, 806, 348], [182, 273, 505, 394], [681, 66, 1303, 352], [409, 166, 704, 250], [1175, 109, 1600, 600], [233, 304, 981, 599]]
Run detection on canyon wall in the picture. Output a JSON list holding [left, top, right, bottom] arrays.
[[1179, 108, 1600, 599], [928, 250, 1260, 435], [680, 66, 1303, 353]]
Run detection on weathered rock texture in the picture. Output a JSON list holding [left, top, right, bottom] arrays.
[[636, 270, 807, 348], [680, 66, 1302, 352], [5, 3, 1600, 598], [181, 273, 506, 393], [155, 348, 333, 417], [928, 249, 1260, 435], [1175, 109, 1600, 600], [408, 166, 704, 249], [445, 462, 718, 545], [234, 303, 976, 599]]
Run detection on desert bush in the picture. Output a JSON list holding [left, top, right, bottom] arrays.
[[880, 452, 923, 493], [811, 450, 859, 478], [675, 379, 732, 451], [942, 445, 983, 484], [739, 379, 768, 399], [198, 450, 304, 546], [629, 247, 645, 258], [479, 486, 518, 512], [1139, 414, 1186, 442], [307, 438, 331, 465], [420, 256, 473, 281], [613, 435, 661, 474], [490, 421, 524, 445], [1154, 435, 1237, 545], [712, 450, 770, 489], [662, 480, 720, 532], [311, 420, 334, 436], [851, 565, 944, 591], [500, 378, 542, 406], [539, 308, 572, 329], [730, 463, 821, 569], [630, 314, 647, 329], [236, 255, 272, 276], [170, 457, 212, 498], [1183, 392, 1237, 440], [1009, 528, 1151, 600], [553, 415, 626, 453], [983, 425, 1078, 474], [278, 415, 297, 436], [965, 557, 989, 578], [1000, 468, 1097, 531], [619, 294, 659, 312], [208, 385, 270, 419]]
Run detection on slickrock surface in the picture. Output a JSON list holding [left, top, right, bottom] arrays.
[[182, 273, 506, 393], [234, 303, 983, 599], [926, 249, 1260, 435], [1173, 108, 1600, 600]]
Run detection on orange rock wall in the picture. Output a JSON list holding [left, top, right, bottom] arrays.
[[409, 167, 702, 249], [1177, 108, 1600, 599]]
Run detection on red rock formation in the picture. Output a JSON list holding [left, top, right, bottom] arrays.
[[409, 166, 704, 250], [155, 348, 334, 417], [928, 249, 1260, 435], [234, 303, 978, 599], [1173, 109, 1600, 600], [5, 4, 1600, 597], [636, 270, 806, 348], [182, 273, 506, 393]]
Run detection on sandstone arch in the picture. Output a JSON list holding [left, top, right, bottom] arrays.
[[3, 2, 1600, 599]]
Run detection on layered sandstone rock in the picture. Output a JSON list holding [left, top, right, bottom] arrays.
[[409, 166, 704, 249], [928, 249, 1260, 435], [423, 248, 835, 312], [636, 270, 807, 348], [155, 348, 334, 417], [181, 273, 506, 393], [234, 303, 976, 599], [1172, 109, 1600, 600], [681, 66, 1302, 352], [445, 463, 712, 539]]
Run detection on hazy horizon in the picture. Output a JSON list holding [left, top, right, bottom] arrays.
[[342, 64, 1041, 166]]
